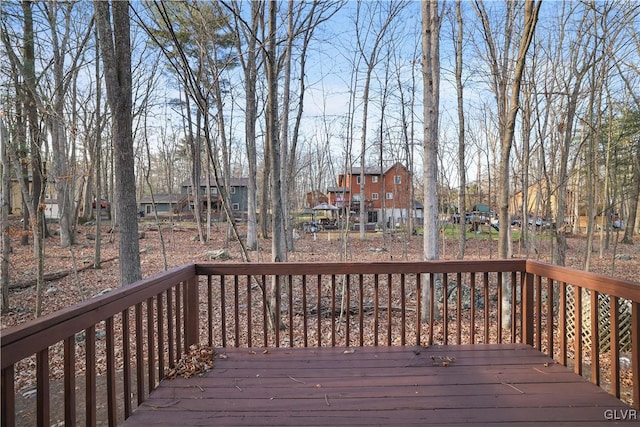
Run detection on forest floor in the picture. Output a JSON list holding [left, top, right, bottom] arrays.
[[2, 217, 639, 425], [2, 216, 639, 327]]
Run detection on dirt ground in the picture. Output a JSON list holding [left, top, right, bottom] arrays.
[[2, 218, 639, 425], [2, 218, 639, 328]]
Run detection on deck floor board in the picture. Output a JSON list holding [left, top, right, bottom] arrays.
[[122, 344, 633, 426]]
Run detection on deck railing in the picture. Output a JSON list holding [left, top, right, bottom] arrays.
[[1, 260, 638, 426]]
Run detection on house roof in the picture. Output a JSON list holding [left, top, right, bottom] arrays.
[[327, 186, 350, 193], [138, 193, 181, 204], [181, 177, 249, 188], [345, 162, 408, 176]]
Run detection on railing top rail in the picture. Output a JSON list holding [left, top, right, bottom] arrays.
[[1, 264, 196, 369], [194, 259, 529, 276], [525, 259, 640, 302]]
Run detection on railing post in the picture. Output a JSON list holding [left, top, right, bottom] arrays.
[[184, 275, 200, 349], [522, 271, 535, 346], [632, 301, 639, 410]]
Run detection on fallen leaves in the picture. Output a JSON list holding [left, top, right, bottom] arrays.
[[165, 344, 215, 379], [431, 355, 456, 367]]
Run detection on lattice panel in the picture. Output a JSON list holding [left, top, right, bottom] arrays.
[[565, 287, 632, 353]]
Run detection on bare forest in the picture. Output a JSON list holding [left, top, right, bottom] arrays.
[[2, 0, 639, 320]]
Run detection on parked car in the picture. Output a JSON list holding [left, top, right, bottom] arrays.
[[92, 198, 109, 209]]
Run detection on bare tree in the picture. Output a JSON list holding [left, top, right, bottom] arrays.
[[222, 0, 262, 251], [266, 0, 286, 263], [473, 0, 540, 327], [43, 2, 93, 248], [453, 0, 466, 259], [1, 0, 47, 315], [353, 1, 407, 240]]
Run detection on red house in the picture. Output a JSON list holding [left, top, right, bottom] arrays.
[[327, 162, 418, 226]]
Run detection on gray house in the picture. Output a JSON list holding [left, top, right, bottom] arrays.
[[138, 193, 181, 217], [179, 177, 249, 221]]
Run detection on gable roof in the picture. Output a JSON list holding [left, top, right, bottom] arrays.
[[181, 177, 249, 188], [345, 162, 408, 176], [138, 193, 181, 204]]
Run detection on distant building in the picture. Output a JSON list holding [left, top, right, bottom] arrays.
[[327, 162, 419, 226], [138, 193, 181, 217], [178, 177, 249, 221]]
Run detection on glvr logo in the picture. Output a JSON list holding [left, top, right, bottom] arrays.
[[603, 409, 637, 421]]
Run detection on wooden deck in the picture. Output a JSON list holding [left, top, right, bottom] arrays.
[[122, 344, 633, 426]]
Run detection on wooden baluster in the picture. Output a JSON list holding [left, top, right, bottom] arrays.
[[302, 275, 308, 347], [175, 284, 182, 357], [36, 348, 50, 426], [2, 366, 15, 427], [345, 274, 351, 347], [415, 273, 422, 346], [511, 272, 517, 344], [536, 275, 542, 350], [610, 296, 619, 398], [289, 275, 294, 347], [470, 273, 476, 345], [443, 273, 448, 345], [456, 272, 462, 345], [122, 309, 132, 418], [331, 275, 336, 347], [262, 275, 268, 347], [234, 275, 240, 348], [559, 282, 567, 366], [106, 316, 117, 426], [157, 293, 165, 383], [590, 290, 599, 385], [135, 304, 144, 405], [247, 275, 253, 348], [371, 275, 378, 346], [86, 325, 97, 425], [483, 272, 489, 343], [359, 274, 364, 347], [317, 274, 322, 348], [220, 276, 226, 348], [631, 301, 639, 409], [547, 278, 554, 358], [401, 274, 406, 346], [387, 274, 392, 346], [429, 273, 435, 346], [207, 275, 213, 347], [64, 336, 76, 425], [147, 297, 155, 391], [574, 286, 583, 376], [497, 273, 502, 344]]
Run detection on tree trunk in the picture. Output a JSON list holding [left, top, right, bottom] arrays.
[[455, 0, 466, 260], [94, 23, 102, 268], [95, 0, 141, 286], [1, 114, 10, 312], [421, 0, 440, 322]]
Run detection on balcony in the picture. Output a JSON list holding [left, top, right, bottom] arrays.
[[2, 260, 638, 425]]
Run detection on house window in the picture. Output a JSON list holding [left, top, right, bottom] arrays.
[[211, 187, 218, 195], [353, 194, 361, 202], [356, 176, 364, 185], [231, 187, 236, 194], [372, 176, 379, 183], [372, 193, 379, 200], [232, 203, 239, 211], [394, 175, 401, 184], [386, 192, 394, 200]]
